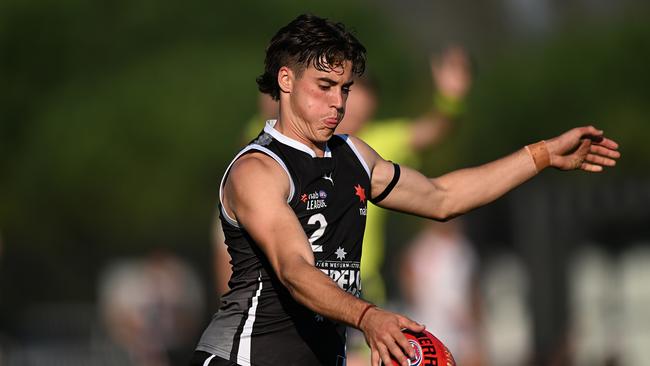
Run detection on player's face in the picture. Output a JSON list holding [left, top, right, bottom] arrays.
[[289, 60, 354, 143]]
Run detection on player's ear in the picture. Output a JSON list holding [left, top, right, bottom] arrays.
[[278, 66, 293, 95]]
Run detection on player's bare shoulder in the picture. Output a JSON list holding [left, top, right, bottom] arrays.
[[228, 152, 289, 192], [223, 152, 292, 214]]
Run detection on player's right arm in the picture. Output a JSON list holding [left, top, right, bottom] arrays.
[[223, 151, 422, 366]]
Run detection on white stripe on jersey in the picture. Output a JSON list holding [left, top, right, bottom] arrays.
[[237, 271, 264, 366], [202, 354, 216, 366], [219, 144, 295, 228], [340, 135, 371, 178]]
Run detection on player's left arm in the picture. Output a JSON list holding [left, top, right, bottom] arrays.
[[352, 126, 620, 221]]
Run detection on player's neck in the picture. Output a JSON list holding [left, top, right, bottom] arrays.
[[275, 114, 328, 158]]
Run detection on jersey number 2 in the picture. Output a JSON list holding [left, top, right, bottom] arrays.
[[307, 213, 327, 252]]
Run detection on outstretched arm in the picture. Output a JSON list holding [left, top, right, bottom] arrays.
[[223, 152, 423, 366], [356, 126, 620, 220]]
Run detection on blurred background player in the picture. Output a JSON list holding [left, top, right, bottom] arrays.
[[241, 93, 278, 145], [399, 219, 485, 366], [98, 250, 205, 366]]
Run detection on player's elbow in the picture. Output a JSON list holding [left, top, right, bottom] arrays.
[[429, 204, 461, 222], [277, 264, 298, 291], [434, 210, 462, 222], [425, 186, 467, 222], [276, 254, 315, 294]]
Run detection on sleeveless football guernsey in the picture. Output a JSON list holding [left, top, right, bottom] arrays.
[[196, 120, 371, 366]]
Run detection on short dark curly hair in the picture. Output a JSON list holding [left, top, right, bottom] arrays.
[[256, 14, 367, 101]]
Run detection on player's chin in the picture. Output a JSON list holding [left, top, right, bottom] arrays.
[[317, 127, 337, 141]]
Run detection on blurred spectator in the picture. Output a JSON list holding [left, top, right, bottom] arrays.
[[399, 219, 485, 366], [98, 250, 205, 366]]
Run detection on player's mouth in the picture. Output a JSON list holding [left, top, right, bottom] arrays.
[[322, 116, 340, 129]]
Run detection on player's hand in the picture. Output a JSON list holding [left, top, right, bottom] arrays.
[[546, 125, 620, 172], [359, 307, 425, 366]]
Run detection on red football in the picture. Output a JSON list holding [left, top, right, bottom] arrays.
[[386, 329, 456, 366]]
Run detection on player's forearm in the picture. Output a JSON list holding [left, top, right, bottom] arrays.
[[278, 256, 370, 328], [433, 147, 537, 217]]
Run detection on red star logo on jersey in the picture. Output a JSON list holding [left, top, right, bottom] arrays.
[[354, 184, 366, 203], [300, 193, 308, 203]]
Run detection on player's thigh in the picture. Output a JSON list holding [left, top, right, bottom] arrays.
[[189, 351, 238, 366]]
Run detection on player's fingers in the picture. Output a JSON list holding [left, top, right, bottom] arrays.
[[378, 343, 394, 366], [390, 328, 415, 360], [594, 137, 619, 150], [568, 140, 591, 169], [567, 126, 598, 142], [590, 144, 621, 159], [371, 347, 380, 366], [388, 327, 412, 358], [581, 162, 604, 173], [585, 153, 616, 167], [399, 316, 425, 333], [577, 138, 592, 154], [579, 125, 603, 137], [386, 338, 409, 366]]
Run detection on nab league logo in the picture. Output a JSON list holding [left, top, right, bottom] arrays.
[[302, 190, 328, 210], [408, 339, 423, 366]]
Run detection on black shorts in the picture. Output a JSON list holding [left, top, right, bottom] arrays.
[[189, 351, 238, 366]]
